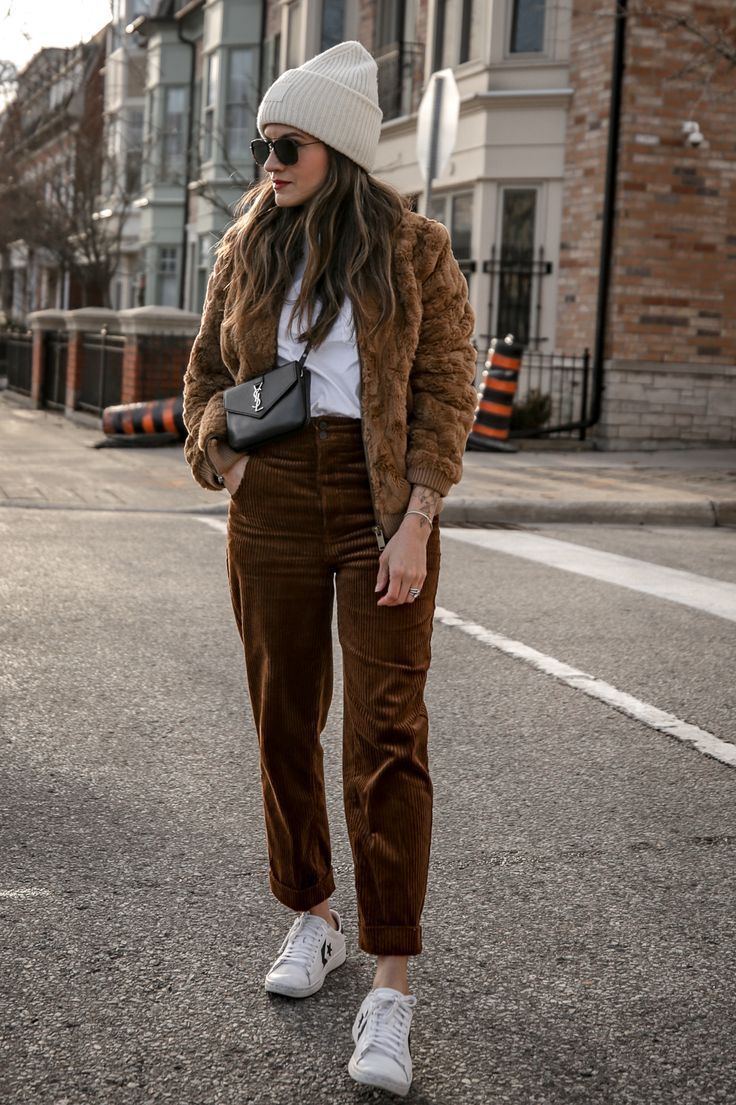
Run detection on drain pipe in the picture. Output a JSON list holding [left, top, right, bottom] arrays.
[[590, 0, 628, 425], [176, 18, 198, 310]]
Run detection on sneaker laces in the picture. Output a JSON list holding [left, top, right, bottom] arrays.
[[272, 912, 327, 980], [355, 991, 417, 1076]]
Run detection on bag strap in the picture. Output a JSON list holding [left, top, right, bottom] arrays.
[[297, 340, 312, 368]]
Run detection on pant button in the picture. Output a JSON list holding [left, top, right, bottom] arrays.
[[318, 420, 328, 429], [319, 430, 328, 439]]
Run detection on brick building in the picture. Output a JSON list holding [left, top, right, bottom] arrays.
[[557, 0, 736, 447], [0, 32, 108, 318]]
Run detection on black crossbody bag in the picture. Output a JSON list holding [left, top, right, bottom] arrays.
[[223, 342, 312, 452]]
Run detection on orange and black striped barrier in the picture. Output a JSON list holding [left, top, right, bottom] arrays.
[[466, 336, 524, 453], [102, 395, 185, 440]]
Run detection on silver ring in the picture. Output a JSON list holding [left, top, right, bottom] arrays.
[[408, 587, 421, 598]]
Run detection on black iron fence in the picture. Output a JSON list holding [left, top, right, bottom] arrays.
[[79, 331, 125, 414], [43, 331, 68, 410], [375, 41, 425, 121], [482, 245, 553, 351], [4, 330, 33, 395], [510, 347, 592, 441]]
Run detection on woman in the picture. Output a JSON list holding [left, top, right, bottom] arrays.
[[183, 40, 477, 1097]]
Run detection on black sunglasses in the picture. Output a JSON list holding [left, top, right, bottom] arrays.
[[250, 137, 322, 166]]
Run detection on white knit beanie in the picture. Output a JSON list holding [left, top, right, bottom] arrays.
[[256, 41, 383, 173]]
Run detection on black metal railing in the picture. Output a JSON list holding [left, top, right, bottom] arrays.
[[509, 347, 592, 441], [79, 331, 125, 414], [5, 330, 33, 395], [482, 245, 553, 351], [43, 331, 68, 410], [375, 41, 425, 121]]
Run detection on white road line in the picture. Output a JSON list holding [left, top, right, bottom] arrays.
[[197, 516, 227, 533], [435, 606, 736, 769], [441, 528, 736, 623], [0, 887, 51, 899]]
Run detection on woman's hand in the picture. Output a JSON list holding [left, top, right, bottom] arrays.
[[222, 455, 248, 497], [375, 515, 430, 606]]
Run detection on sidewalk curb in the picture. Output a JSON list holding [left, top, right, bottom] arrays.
[[440, 498, 734, 527], [3, 498, 732, 527]]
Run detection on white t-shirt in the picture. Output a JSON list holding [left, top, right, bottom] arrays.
[[277, 256, 361, 419]]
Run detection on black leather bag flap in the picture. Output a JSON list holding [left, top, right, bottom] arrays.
[[223, 361, 300, 421]]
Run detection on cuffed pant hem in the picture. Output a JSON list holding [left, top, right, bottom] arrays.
[[269, 867, 336, 912], [359, 925, 423, 956]]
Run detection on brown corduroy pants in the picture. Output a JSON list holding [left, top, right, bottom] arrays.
[[225, 416, 440, 956]]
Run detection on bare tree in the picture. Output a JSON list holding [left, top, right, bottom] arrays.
[[611, 1, 736, 104], [0, 26, 141, 310], [30, 140, 135, 306]]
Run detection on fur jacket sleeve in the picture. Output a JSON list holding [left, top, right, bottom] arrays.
[[182, 257, 235, 490], [404, 220, 477, 497]]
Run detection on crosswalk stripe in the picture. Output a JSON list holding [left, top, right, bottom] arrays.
[[441, 528, 736, 623], [434, 606, 736, 769]]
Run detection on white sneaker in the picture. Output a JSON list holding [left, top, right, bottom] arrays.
[[348, 987, 417, 1097], [264, 909, 346, 998]]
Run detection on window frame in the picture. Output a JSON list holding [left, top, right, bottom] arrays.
[[426, 189, 475, 276], [156, 246, 179, 307], [320, 0, 346, 51], [494, 184, 541, 346], [202, 52, 220, 164], [224, 46, 258, 163], [506, 0, 548, 57], [160, 84, 188, 183], [432, 0, 483, 71]]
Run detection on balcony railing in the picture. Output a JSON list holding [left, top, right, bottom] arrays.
[[375, 42, 425, 122]]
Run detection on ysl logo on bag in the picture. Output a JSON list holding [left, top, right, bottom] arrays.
[[252, 379, 264, 412]]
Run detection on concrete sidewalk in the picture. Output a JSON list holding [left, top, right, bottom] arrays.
[[2, 391, 735, 526]]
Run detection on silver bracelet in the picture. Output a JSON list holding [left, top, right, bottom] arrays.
[[404, 509, 433, 526]]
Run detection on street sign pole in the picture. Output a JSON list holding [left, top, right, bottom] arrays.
[[416, 68, 460, 217], [424, 76, 444, 215]]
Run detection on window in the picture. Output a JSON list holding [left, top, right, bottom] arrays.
[[202, 53, 219, 162], [125, 108, 144, 194], [225, 47, 258, 161], [427, 191, 473, 263], [433, 0, 484, 69], [143, 91, 154, 186], [376, 1, 425, 120], [157, 246, 179, 307], [161, 86, 187, 181], [509, 0, 546, 54], [497, 188, 537, 344], [321, 0, 345, 51], [450, 193, 473, 260]]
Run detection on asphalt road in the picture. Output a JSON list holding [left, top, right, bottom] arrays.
[[1, 508, 734, 1105]]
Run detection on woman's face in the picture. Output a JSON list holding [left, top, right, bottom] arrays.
[[262, 124, 330, 208]]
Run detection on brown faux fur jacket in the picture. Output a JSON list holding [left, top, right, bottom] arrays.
[[182, 208, 478, 541]]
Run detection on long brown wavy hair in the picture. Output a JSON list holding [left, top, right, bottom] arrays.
[[216, 148, 409, 348]]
